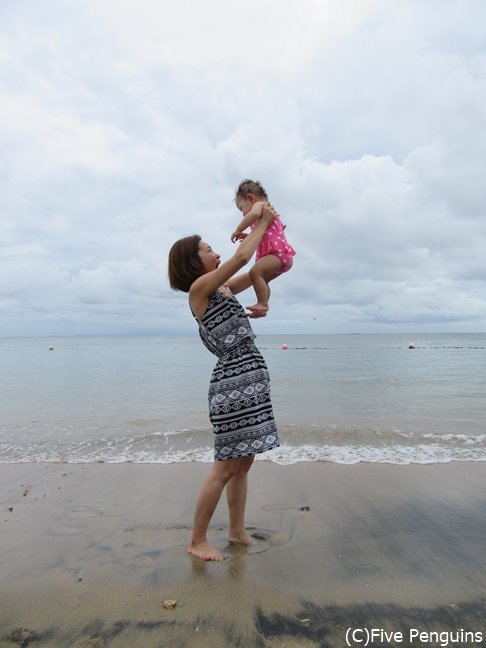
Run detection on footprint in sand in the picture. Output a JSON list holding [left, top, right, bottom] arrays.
[[49, 525, 84, 537], [248, 527, 292, 548], [122, 523, 292, 561], [168, 523, 293, 553], [68, 506, 101, 519], [262, 503, 311, 514], [49, 506, 104, 536], [123, 524, 167, 533]]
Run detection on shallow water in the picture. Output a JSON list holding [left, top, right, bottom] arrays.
[[1, 333, 485, 464]]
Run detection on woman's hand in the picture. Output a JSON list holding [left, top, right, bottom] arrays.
[[245, 201, 266, 219], [261, 202, 278, 225], [190, 201, 279, 307]]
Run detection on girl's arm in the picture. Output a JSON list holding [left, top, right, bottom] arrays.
[[190, 205, 275, 320], [230, 201, 266, 243]]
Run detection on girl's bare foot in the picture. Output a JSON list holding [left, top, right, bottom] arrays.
[[187, 540, 224, 561], [228, 530, 253, 546], [246, 303, 269, 318]]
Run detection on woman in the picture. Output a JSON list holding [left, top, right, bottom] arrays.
[[168, 203, 280, 561]]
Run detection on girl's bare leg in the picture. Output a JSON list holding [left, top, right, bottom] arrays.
[[247, 255, 282, 317], [188, 458, 242, 560], [226, 455, 255, 544]]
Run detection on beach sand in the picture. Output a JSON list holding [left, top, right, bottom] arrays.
[[1, 461, 485, 647]]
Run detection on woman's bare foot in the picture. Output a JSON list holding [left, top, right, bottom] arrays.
[[187, 540, 224, 561], [228, 530, 253, 546]]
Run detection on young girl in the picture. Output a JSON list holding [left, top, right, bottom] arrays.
[[231, 179, 296, 317]]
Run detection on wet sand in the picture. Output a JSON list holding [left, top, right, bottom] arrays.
[[1, 461, 485, 647]]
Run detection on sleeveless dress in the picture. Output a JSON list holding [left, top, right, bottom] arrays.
[[195, 289, 280, 461]]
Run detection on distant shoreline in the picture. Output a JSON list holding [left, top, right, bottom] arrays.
[[2, 331, 486, 340]]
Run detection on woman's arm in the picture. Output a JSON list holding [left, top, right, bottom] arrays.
[[189, 205, 275, 320], [226, 271, 253, 295]]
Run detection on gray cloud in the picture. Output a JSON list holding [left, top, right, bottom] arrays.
[[1, 0, 485, 336]]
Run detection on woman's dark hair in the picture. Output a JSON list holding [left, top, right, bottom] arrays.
[[168, 234, 204, 292]]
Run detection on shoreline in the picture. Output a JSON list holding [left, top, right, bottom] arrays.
[[2, 455, 486, 463], [1, 461, 485, 646]]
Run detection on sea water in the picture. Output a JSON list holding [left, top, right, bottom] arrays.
[[1, 333, 485, 464]]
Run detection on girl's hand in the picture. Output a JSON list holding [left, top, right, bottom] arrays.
[[231, 231, 248, 243]]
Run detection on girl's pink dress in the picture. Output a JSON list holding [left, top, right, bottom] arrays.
[[251, 215, 296, 273]]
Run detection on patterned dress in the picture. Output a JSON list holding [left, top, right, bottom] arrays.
[[195, 289, 279, 461]]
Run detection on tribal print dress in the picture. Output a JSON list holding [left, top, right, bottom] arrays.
[[195, 289, 279, 461]]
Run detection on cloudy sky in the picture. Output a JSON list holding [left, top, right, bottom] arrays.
[[1, 0, 485, 337]]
